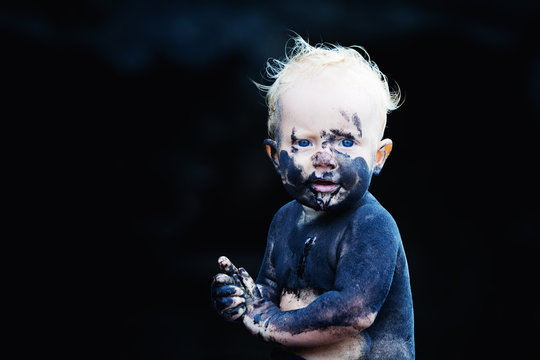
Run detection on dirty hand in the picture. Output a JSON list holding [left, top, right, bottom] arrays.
[[211, 256, 248, 321], [232, 263, 280, 341]]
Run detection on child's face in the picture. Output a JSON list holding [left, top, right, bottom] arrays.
[[266, 67, 392, 211]]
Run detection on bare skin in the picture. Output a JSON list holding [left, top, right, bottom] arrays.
[[211, 67, 414, 359]]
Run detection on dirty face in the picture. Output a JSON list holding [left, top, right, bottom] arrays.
[[265, 67, 393, 212]]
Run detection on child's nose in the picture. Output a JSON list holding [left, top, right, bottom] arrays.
[[311, 150, 337, 170]]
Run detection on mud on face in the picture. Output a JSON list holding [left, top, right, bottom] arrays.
[[277, 134, 373, 212]]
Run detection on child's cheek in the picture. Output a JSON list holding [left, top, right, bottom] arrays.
[[339, 156, 371, 190], [330, 156, 373, 210], [278, 150, 306, 186], [277, 150, 320, 208]]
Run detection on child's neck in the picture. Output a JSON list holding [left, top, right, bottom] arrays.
[[300, 205, 322, 224]]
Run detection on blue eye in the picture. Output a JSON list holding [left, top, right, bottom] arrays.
[[297, 139, 311, 147], [341, 139, 354, 147]]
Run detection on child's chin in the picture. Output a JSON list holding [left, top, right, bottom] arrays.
[[304, 189, 368, 213], [297, 194, 346, 212]]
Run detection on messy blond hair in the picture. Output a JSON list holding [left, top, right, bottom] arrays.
[[254, 36, 401, 140]]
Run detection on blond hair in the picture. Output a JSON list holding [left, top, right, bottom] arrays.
[[254, 36, 401, 140]]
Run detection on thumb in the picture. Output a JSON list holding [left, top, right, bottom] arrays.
[[238, 268, 261, 299]]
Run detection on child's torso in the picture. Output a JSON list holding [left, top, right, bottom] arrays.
[[273, 206, 370, 359], [269, 199, 414, 359], [272, 214, 347, 294]]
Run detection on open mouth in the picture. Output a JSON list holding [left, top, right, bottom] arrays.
[[310, 179, 340, 193]]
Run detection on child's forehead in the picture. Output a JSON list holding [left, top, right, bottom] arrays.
[[278, 68, 384, 135], [283, 108, 356, 132]]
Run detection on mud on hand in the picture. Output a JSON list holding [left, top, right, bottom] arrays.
[[211, 256, 250, 321]]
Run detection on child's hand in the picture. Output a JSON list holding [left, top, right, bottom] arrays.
[[234, 265, 280, 341], [211, 256, 247, 321]]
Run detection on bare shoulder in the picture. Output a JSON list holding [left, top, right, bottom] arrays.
[[275, 200, 300, 217], [267, 200, 302, 242], [348, 193, 400, 242], [271, 200, 302, 226]]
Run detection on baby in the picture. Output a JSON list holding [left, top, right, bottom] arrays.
[[211, 36, 414, 360]]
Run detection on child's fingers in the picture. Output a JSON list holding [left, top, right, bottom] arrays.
[[212, 273, 234, 287], [224, 296, 246, 310], [218, 256, 238, 275], [213, 285, 245, 298], [217, 257, 246, 289], [238, 267, 261, 298], [215, 296, 246, 312], [222, 304, 246, 321]]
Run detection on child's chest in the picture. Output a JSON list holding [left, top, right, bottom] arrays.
[[272, 222, 346, 292]]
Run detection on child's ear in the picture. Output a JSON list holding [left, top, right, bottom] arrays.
[[263, 139, 280, 169], [374, 139, 393, 175]]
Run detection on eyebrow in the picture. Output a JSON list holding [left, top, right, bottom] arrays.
[[329, 129, 357, 140]]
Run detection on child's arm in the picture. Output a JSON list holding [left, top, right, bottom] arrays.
[[242, 209, 400, 347]]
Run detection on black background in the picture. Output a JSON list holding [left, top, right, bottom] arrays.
[[3, 1, 539, 359]]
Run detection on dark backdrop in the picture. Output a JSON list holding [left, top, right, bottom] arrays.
[[3, 1, 539, 359]]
